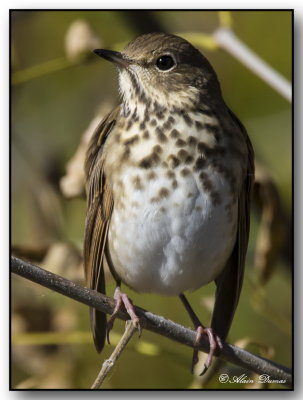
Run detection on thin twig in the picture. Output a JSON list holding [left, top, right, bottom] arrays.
[[11, 256, 293, 388], [213, 28, 292, 102], [91, 321, 138, 389]]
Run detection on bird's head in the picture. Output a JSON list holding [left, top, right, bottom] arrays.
[[94, 32, 221, 114]]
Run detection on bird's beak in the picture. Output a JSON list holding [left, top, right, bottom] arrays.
[[93, 49, 131, 68]]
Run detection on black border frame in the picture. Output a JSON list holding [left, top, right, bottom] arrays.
[[9, 8, 294, 392]]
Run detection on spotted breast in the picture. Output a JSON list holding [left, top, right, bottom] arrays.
[[103, 106, 246, 295]]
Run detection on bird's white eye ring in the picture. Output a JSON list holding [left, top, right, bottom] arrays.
[[155, 55, 175, 71]]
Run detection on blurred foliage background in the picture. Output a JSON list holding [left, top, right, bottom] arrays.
[[11, 10, 292, 389]]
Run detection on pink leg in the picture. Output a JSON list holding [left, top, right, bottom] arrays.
[[194, 326, 223, 375], [107, 286, 141, 343], [179, 294, 223, 375]]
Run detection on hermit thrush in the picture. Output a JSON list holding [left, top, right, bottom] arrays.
[[84, 32, 254, 374]]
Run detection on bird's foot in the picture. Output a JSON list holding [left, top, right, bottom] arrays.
[[106, 286, 141, 344], [192, 326, 223, 375]]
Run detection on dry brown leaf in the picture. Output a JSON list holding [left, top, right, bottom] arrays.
[[253, 162, 287, 285], [60, 104, 113, 199], [65, 19, 102, 62]]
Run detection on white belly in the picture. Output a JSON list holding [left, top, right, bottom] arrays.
[[108, 165, 237, 295]]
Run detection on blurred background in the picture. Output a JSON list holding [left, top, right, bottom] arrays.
[[11, 10, 292, 389]]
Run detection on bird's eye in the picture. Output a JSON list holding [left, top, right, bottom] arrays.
[[155, 55, 175, 71]]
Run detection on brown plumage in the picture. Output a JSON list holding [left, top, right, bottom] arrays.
[[84, 108, 118, 351], [84, 33, 254, 372]]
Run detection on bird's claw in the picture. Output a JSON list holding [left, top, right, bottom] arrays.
[[191, 326, 223, 376], [106, 287, 141, 343]]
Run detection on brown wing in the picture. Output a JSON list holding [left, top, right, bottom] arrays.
[[84, 106, 120, 352], [211, 110, 254, 341]]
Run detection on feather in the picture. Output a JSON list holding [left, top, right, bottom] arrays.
[[211, 109, 254, 341], [83, 106, 119, 352]]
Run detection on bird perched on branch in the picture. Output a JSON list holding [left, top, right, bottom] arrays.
[[84, 32, 254, 374]]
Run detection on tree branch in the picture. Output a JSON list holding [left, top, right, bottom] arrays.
[[213, 28, 292, 102], [11, 256, 292, 388], [91, 320, 138, 389]]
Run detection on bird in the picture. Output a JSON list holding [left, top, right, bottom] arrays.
[[84, 32, 254, 374]]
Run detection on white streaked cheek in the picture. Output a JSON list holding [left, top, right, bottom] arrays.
[[118, 69, 146, 116], [118, 71, 133, 101], [119, 67, 200, 113]]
